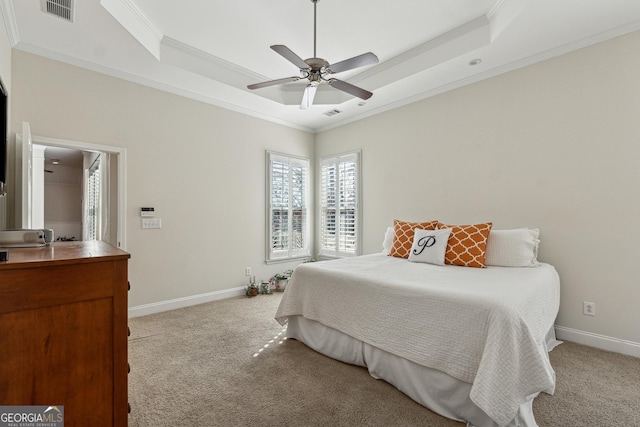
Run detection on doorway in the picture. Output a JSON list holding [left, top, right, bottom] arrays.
[[18, 128, 127, 249], [40, 146, 117, 244]]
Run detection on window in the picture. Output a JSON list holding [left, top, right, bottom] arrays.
[[85, 155, 101, 241], [266, 152, 311, 263], [319, 151, 361, 258]]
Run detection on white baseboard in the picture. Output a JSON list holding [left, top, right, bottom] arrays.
[[128, 286, 246, 318], [555, 325, 640, 358]]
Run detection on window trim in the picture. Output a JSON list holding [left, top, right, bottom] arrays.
[[317, 150, 362, 259], [265, 151, 312, 264]]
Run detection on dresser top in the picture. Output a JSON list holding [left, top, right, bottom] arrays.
[[0, 241, 130, 270]]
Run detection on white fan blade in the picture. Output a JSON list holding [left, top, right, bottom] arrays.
[[300, 84, 318, 110]]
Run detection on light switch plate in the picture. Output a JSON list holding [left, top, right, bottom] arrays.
[[142, 218, 162, 229]]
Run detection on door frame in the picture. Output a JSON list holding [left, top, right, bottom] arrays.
[[26, 134, 127, 249]]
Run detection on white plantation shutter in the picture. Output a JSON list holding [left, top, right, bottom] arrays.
[[270, 158, 289, 252], [85, 156, 101, 241], [267, 152, 311, 262], [319, 151, 361, 257]]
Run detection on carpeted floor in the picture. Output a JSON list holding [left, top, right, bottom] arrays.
[[127, 292, 640, 427]]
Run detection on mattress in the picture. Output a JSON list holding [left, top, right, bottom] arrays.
[[275, 253, 561, 426]]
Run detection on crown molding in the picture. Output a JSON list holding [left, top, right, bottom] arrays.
[[13, 42, 314, 133], [100, 0, 162, 59], [318, 21, 640, 133], [160, 36, 265, 87], [352, 16, 490, 89], [486, 0, 507, 22], [486, 0, 529, 41], [0, 0, 20, 46]]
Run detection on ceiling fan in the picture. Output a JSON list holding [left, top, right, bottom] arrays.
[[247, 0, 379, 109]]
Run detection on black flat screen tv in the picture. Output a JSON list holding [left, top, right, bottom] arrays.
[[0, 76, 6, 197]]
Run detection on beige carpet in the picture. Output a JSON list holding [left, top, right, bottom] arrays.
[[128, 293, 640, 427]]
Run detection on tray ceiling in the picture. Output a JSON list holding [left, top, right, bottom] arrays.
[[3, 0, 640, 132]]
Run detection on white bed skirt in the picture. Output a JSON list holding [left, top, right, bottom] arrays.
[[286, 315, 560, 427]]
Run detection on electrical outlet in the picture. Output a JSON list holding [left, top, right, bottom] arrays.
[[245, 267, 252, 276], [583, 301, 596, 316]]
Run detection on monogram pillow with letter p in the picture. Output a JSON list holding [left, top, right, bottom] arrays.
[[408, 228, 452, 266]]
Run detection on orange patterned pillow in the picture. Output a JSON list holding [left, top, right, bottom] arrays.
[[438, 222, 493, 268], [388, 219, 438, 258]]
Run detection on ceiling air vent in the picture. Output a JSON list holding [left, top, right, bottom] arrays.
[[41, 0, 74, 23], [323, 109, 343, 117]]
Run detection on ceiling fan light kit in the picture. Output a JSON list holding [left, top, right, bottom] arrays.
[[247, 0, 378, 110]]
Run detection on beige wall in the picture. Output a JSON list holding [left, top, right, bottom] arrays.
[[0, 20, 9, 85], [6, 29, 639, 348], [0, 15, 11, 228], [44, 162, 83, 241], [10, 50, 314, 307], [316, 31, 640, 345]]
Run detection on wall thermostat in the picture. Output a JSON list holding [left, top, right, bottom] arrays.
[[140, 207, 155, 217]]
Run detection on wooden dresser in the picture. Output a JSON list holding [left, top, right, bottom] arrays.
[[0, 241, 130, 426]]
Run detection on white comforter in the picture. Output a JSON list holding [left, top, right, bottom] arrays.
[[275, 254, 560, 426]]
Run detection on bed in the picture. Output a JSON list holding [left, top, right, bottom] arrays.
[[275, 223, 561, 427]]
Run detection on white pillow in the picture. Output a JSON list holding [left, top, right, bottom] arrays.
[[485, 228, 540, 267], [382, 226, 394, 253], [408, 228, 451, 266]]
